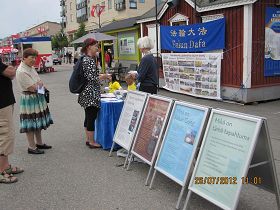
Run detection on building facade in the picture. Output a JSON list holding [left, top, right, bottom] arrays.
[[23, 21, 61, 37], [60, 0, 155, 40], [138, 0, 280, 103]]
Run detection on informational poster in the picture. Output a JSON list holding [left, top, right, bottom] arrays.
[[188, 109, 262, 210], [132, 96, 173, 165], [155, 102, 209, 186], [162, 53, 222, 100], [119, 36, 135, 55], [113, 91, 147, 150], [264, 7, 280, 76]]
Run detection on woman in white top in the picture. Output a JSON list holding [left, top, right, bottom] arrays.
[[16, 48, 53, 155]]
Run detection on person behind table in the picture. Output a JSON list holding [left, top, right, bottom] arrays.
[[0, 59, 23, 184], [108, 73, 122, 93], [16, 48, 53, 155], [136, 36, 158, 94], [78, 38, 107, 149], [125, 74, 136, 91]]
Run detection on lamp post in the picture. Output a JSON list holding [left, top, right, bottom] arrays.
[[155, 0, 159, 90], [96, 4, 101, 28]]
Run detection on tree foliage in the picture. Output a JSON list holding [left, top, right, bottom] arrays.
[[73, 23, 87, 48], [51, 30, 69, 50]]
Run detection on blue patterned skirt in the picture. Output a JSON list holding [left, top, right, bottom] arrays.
[[19, 92, 53, 133]]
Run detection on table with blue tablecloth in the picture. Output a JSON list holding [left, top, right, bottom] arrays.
[[95, 98, 124, 150]]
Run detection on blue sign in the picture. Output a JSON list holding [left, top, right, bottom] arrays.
[[264, 7, 280, 77], [160, 18, 225, 52], [155, 104, 206, 184]]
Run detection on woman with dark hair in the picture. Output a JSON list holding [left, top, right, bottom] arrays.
[[79, 38, 107, 148], [16, 48, 53, 154], [108, 73, 122, 93]]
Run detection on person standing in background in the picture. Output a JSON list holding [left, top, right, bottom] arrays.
[[136, 36, 158, 94], [16, 48, 53, 155], [0, 59, 24, 184]]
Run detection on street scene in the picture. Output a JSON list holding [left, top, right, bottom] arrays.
[[1, 0, 280, 210]]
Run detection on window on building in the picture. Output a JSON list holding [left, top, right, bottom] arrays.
[[70, 2, 72, 10], [172, 21, 187, 26], [115, 0, 125, 11], [139, 0, 144, 3], [71, 14, 74, 22], [108, 0, 112, 9], [129, 0, 137, 8]]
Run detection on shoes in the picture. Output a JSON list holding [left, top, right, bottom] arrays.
[[28, 148, 45, 154], [36, 144, 52, 149], [87, 143, 102, 149], [0, 172, 18, 184], [86, 142, 90, 146], [3, 165, 24, 175]]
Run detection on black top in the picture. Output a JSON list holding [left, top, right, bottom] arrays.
[[137, 54, 158, 86], [78, 56, 101, 109], [0, 61, 15, 109]]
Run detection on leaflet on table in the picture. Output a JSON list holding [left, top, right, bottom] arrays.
[[114, 92, 147, 150], [133, 97, 170, 163], [189, 112, 259, 209], [101, 93, 116, 98], [101, 98, 122, 102], [155, 104, 206, 184], [37, 85, 45, 94]]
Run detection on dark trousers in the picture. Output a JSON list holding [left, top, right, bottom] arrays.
[[139, 84, 158, 94], [84, 106, 100, 131]]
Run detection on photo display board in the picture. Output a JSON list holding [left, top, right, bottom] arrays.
[[113, 91, 147, 150], [155, 102, 209, 186], [131, 95, 173, 165], [188, 109, 262, 210], [162, 53, 222, 100]]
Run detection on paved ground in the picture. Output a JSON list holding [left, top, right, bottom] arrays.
[[1, 63, 279, 210]]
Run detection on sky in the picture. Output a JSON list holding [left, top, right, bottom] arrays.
[[0, 0, 61, 39]]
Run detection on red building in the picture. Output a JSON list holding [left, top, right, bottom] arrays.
[[137, 0, 280, 103]]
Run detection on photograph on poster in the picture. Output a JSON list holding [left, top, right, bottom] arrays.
[[128, 110, 140, 132], [132, 97, 171, 163], [163, 53, 221, 99]]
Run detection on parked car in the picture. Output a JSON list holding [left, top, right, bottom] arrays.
[[52, 54, 62, 65]]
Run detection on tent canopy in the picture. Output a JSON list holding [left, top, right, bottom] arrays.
[[71, 32, 116, 44]]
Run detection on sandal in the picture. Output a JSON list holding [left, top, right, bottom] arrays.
[[0, 172, 18, 184], [3, 165, 24, 175]]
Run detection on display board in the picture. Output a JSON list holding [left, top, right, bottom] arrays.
[[154, 102, 209, 186], [162, 53, 222, 100], [131, 95, 173, 165], [187, 109, 262, 210], [112, 91, 148, 150]]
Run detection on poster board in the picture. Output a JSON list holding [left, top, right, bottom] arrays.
[[112, 91, 148, 150], [162, 53, 222, 100], [154, 101, 210, 186], [131, 95, 173, 165], [187, 109, 262, 210]]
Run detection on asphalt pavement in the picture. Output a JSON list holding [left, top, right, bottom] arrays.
[[0, 63, 279, 210]]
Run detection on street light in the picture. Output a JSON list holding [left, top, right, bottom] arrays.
[[96, 4, 101, 28]]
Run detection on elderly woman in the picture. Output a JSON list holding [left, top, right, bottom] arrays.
[[16, 48, 53, 155], [136, 36, 158, 94], [78, 38, 107, 149]]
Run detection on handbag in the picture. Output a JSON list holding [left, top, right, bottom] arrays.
[[45, 89, 50, 103]]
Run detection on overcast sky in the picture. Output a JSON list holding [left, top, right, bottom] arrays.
[[0, 0, 61, 39]]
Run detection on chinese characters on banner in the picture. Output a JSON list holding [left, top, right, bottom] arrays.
[[162, 53, 222, 100], [160, 18, 225, 52], [264, 7, 280, 76]]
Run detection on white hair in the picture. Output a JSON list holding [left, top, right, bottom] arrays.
[[137, 36, 154, 50]]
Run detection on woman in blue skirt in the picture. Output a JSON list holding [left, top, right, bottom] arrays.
[[16, 48, 53, 154]]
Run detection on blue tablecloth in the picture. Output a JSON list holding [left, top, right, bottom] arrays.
[[95, 98, 124, 150]]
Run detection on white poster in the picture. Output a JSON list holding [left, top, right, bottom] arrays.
[[113, 91, 147, 150], [162, 53, 222, 100]]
